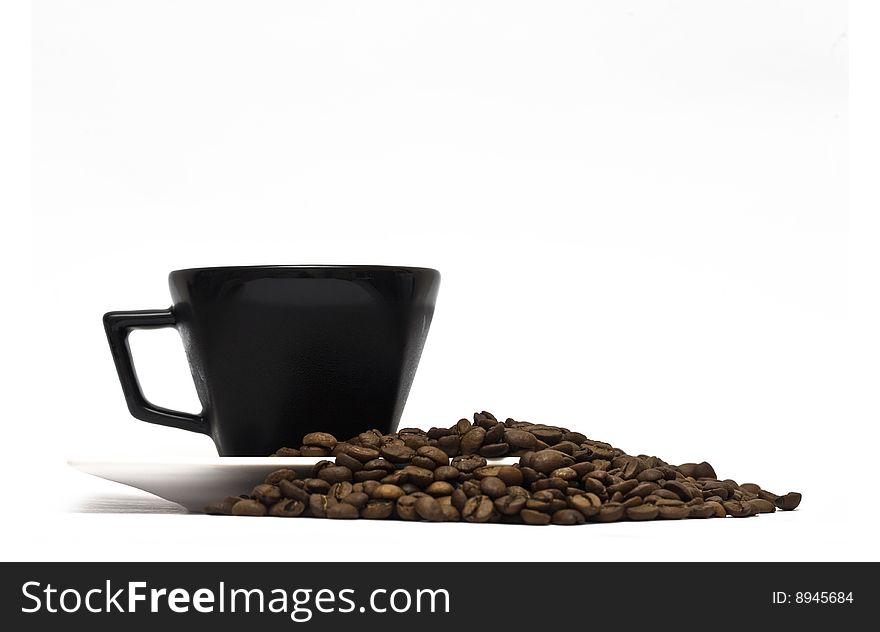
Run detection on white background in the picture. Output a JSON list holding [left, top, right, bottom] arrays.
[[3, 0, 877, 561]]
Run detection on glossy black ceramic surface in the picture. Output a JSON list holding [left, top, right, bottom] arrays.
[[104, 266, 440, 455]]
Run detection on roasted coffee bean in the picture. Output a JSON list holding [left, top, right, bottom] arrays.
[[693, 462, 717, 479], [401, 465, 434, 487], [415, 496, 444, 521], [317, 466, 353, 484], [232, 499, 268, 516], [300, 446, 330, 457], [530, 427, 563, 445], [595, 503, 625, 523], [747, 499, 776, 514], [582, 477, 606, 496], [326, 503, 358, 519], [451, 488, 468, 511], [504, 428, 537, 450], [479, 443, 510, 457], [441, 505, 461, 521], [658, 505, 691, 520], [687, 503, 716, 519], [552, 509, 586, 525], [637, 468, 664, 482], [342, 492, 369, 510], [357, 430, 383, 449], [271, 447, 301, 457], [626, 504, 660, 521], [339, 444, 380, 463], [451, 455, 487, 473], [361, 500, 394, 520], [380, 444, 415, 463], [425, 481, 455, 497], [455, 419, 472, 434], [264, 469, 298, 485], [251, 484, 282, 505], [520, 509, 551, 525], [569, 493, 601, 517], [335, 452, 364, 472], [353, 470, 386, 482], [427, 426, 455, 439], [433, 465, 460, 482], [373, 484, 406, 500], [480, 477, 507, 499], [437, 435, 461, 457], [662, 480, 694, 501], [705, 501, 727, 518], [775, 492, 802, 511], [279, 480, 309, 502], [530, 450, 571, 474], [462, 495, 495, 523], [723, 500, 754, 517], [484, 423, 506, 444], [395, 495, 421, 521], [416, 446, 449, 467], [460, 427, 487, 455], [302, 432, 337, 449], [269, 499, 306, 517], [494, 493, 527, 515]]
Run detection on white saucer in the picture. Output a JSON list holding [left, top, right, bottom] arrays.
[[69, 456, 519, 513]]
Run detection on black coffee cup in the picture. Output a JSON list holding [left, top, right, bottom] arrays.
[[103, 265, 440, 455]]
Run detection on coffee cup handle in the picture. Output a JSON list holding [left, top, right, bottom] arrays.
[[103, 309, 209, 435]]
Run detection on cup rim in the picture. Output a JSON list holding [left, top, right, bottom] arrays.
[[170, 264, 439, 276]]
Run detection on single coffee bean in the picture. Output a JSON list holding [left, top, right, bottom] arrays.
[[626, 504, 660, 521], [231, 499, 268, 516], [479, 443, 510, 457], [372, 484, 406, 500], [693, 461, 717, 479], [327, 503, 358, 519], [705, 501, 727, 518], [494, 494, 527, 515], [271, 447, 301, 457], [563, 431, 587, 444], [278, 479, 309, 502], [401, 465, 434, 487], [342, 492, 369, 510], [552, 509, 587, 525], [441, 504, 461, 521], [302, 432, 338, 450], [758, 489, 779, 503], [531, 450, 571, 474], [264, 469, 298, 485], [748, 499, 776, 514], [317, 466, 353, 484], [504, 428, 537, 450], [637, 468, 664, 482], [361, 500, 394, 520], [723, 500, 754, 517], [657, 505, 691, 520], [455, 418, 472, 434], [462, 495, 494, 523], [335, 452, 364, 472], [662, 480, 694, 501], [269, 499, 305, 517], [460, 427, 487, 454], [530, 427, 563, 445], [415, 495, 445, 521], [551, 467, 578, 481], [357, 430, 383, 449], [437, 435, 460, 457], [433, 465, 460, 482], [380, 444, 415, 464], [354, 470, 386, 482], [395, 495, 421, 521], [451, 455, 487, 473], [484, 423, 506, 444], [340, 444, 380, 463], [303, 479, 331, 494], [416, 446, 449, 467], [300, 446, 330, 457], [594, 503, 625, 523], [687, 503, 715, 519], [520, 508, 552, 525], [775, 492, 802, 511], [568, 493, 601, 517], [251, 484, 282, 505], [480, 476, 507, 499], [425, 481, 455, 497], [451, 488, 468, 511]]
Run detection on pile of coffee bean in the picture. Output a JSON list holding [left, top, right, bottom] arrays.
[[205, 412, 802, 524]]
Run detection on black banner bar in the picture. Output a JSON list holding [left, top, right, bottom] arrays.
[[0, 563, 870, 629]]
